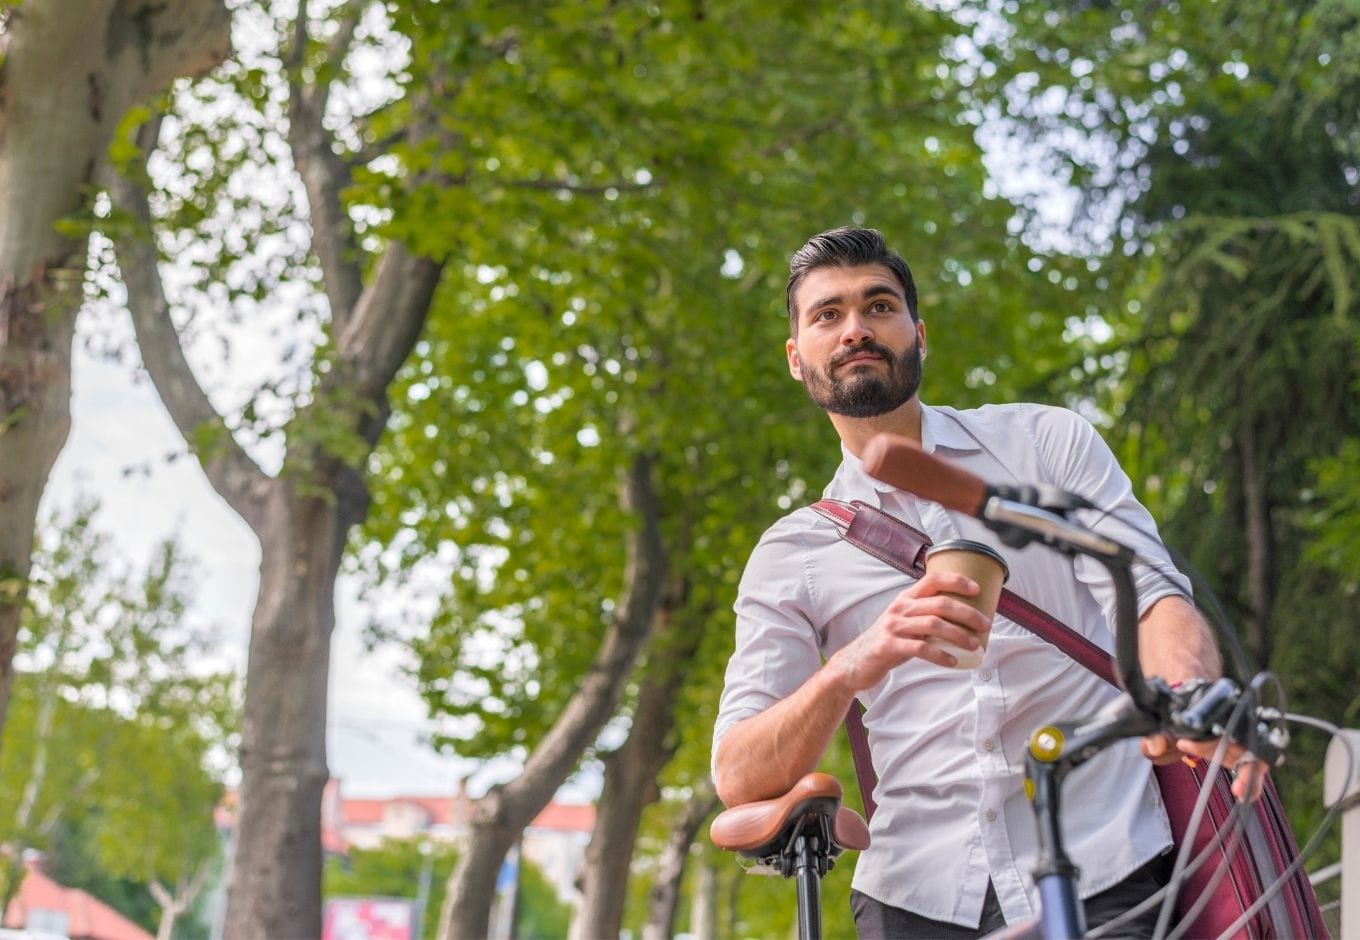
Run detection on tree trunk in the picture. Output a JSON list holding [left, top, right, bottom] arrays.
[[112, 123, 444, 940], [571, 601, 703, 940], [151, 859, 211, 940], [222, 482, 360, 939], [1238, 421, 1275, 663], [690, 860, 718, 940], [438, 453, 667, 940], [0, 0, 229, 744], [642, 780, 718, 940]]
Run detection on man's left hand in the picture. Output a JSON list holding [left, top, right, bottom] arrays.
[[1141, 733, 1267, 803]]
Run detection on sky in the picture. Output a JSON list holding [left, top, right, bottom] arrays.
[[42, 313, 595, 802]]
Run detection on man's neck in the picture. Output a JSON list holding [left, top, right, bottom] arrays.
[[831, 397, 923, 458]]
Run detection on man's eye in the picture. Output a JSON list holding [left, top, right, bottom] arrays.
[[815, 309, 838, 321], [871, 301, 891, 313]]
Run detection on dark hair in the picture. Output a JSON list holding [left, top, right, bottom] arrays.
[[785, 227, 918, 333]]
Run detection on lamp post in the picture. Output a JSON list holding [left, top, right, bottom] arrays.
[[412, 840, 433, 940]]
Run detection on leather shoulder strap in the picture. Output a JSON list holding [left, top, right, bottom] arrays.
[[812, 498, 1115, 683], [812, 498, 1119, 818]]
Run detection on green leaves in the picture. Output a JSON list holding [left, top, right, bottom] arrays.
[[0, 503, 239, 897], [353, 0, 1074, 804]]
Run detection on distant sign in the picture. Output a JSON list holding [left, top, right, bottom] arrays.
[[322, 898, 415, 940]]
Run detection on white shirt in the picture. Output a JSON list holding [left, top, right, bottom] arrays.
[[713, 402, 1188, 927]]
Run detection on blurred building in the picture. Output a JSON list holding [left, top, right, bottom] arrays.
[[319, 779, 597, 905], [1, 859, 153, 940]]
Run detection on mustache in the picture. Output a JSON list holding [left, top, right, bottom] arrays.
[[830, 341, 895, 369]]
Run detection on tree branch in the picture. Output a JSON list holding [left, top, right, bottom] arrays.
[[346, 127, 405, 169], [105, 118, 272, 534], [335, 243, 443, 409], [499, 450, 668, 818], [322, 0, 368, 79], [287, 0, 365, 335]]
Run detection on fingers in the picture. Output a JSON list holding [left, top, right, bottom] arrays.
[[910, 570, 982, 600], [1231, 758, 1267, 803], [1172, 738, 1271, 804], [889, 578, 992, 640], [1140, 733, 1186, 766]]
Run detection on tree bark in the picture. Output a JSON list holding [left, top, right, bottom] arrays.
[[103, 8, 447, 926], [438, 453, 667, 940], [1238, 420, 1275, 663], [150, 862, 209, 940], [571, 595, 703, 940], [223, 482, 358, 938], [690, 860, 718, 940], [0, 0, 229, 747], [641, 780, 718, 940]]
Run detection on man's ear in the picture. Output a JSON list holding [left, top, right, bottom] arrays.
[[917, 319, 927, 361], [786, 338, 802, 379]]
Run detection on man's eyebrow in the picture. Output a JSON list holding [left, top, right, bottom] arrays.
[[804, 283, 904, 318], [861, 283, 905, 303]]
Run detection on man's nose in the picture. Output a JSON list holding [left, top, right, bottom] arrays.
[[840, 311, 873, 345]]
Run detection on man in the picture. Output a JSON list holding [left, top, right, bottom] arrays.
[[711, 227, 1263, 938]]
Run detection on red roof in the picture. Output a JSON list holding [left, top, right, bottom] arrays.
[[529, 802, 595, 833], [3, 863, 153, 940], [341, 795, 463, 826]]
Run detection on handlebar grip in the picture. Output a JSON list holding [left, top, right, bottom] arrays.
[[860, 433, 990, 516]]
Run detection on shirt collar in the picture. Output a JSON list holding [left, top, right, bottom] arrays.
[[825, 402, 982, 500], [921, 402, 982, 455]]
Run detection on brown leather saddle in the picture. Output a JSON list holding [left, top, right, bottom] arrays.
[[709, 772, 870, 869]]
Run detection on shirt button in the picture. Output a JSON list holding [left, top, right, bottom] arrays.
[[983, 739, 995, 751], [986, 809, 997, 822], [978, 670, 992, 681]]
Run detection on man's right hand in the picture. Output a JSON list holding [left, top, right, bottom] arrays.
[[824, 571, 993, 692], [714, 570, 992, 807]]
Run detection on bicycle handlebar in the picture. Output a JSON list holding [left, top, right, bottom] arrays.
[[860, 432, 1286, 767]]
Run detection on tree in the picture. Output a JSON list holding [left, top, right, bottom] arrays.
[[0, 503, 235, 940], [93, 0, 466, 930], [0, 0, 229, 751], [360, 3, 1089, 936], [639, 779, 717, 940], [975, 0, 1360, 877]]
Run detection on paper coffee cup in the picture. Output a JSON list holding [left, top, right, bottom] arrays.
[[923, 539, 1008, 669]]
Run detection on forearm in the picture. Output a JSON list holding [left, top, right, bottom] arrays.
[[713, 664, 859, 807], [1137, 594, 1222, 684], [713, 570, 991, 806]]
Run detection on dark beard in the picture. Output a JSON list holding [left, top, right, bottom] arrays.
[[800, 340, 923, 418]]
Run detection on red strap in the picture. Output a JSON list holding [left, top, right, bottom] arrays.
[[843, 702, 878, 821], [812, 498, 1119, 817]]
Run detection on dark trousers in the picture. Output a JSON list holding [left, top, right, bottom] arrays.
[[851, 854, 1172, 939]]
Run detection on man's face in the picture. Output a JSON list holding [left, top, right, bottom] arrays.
[[786, 264, 926, 418]]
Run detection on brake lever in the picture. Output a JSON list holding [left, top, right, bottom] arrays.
[[1148, 676, 1289, 768]]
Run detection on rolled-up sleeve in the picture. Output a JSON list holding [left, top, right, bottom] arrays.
[[1035, 408, 1192, 630], [711, 518, 824, 774]]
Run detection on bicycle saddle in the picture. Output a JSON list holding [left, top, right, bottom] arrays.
[[709, 772, 871, 859]]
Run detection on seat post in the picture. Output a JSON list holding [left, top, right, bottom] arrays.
[[793, 831, 824, 940]]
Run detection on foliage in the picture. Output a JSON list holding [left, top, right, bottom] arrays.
[[515, 858, 572, 940], [0, 503, 238, 923], [977, 0, 1360, 893], [359, 0, 1080, 776], [42, 814, 165, 935]]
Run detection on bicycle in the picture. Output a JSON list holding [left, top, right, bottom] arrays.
[[711, 431, 1349, 940]]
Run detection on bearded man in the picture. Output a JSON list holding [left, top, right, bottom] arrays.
[[711, 227, 1262, 939]]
